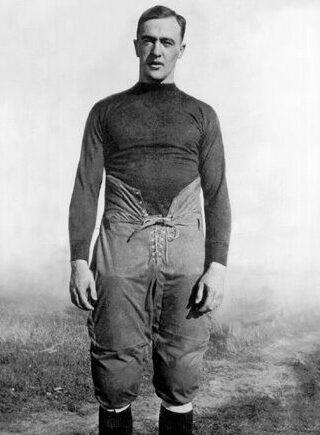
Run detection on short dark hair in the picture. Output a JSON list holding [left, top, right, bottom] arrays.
[[136, 5, 186, 41]]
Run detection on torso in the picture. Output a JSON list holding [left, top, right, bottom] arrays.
[[96, 81, 212, 215]]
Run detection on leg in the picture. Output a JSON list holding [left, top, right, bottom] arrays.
[[89, 220, 152, 411], [152, 275, 210, 435], [89, 253, 151, 433], [153, 221, 210, 434], [159, 402, 193, 435], [88, 273, 149, 434], [152, 327, 208, 406], [99, 405, 132, 435], [90, 339, 147, 409], [89, 319, 147, 435]]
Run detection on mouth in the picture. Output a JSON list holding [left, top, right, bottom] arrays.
[[148, 61, 163, 69]]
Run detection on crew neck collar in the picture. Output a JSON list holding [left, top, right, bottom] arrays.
[[134, 81, 178, 93]]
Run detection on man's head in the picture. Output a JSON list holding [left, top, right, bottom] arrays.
[[134, 5, 186, 84]]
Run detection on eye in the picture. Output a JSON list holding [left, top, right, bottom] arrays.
[[141, 38, 154, 45], [162, 40, 173, 47]]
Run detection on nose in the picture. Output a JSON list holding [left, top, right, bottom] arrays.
[[151, 40, 161, 56]]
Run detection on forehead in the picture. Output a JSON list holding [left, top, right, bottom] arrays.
[[139, 17, 181, 40]]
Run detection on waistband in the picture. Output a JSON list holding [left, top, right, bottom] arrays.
[[103, 175, 203, 243], [103, 175, 203, 242], [104, 174, 202, 223]]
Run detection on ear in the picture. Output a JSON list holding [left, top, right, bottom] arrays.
[[178, 43, 186, 59], [133, 39, 140, 58]]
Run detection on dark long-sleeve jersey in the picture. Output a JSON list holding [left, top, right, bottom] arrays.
[[69, 81, 231, 266]]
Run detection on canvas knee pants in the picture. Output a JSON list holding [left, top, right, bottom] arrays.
[[88, 175, 211, 409]]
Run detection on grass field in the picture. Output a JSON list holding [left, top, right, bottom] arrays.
[[0, 297, 92, 415], [1, 294, 320, 434]]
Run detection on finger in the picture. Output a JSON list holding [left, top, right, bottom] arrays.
[[197, 296, 214, 313], [197, 305, 212, 314], [197, 288, 216, 313], [70, 285, 81, 309], [89, 277, 97, 302], [195, 281, 204, 304], [77, 287, 95, 311]]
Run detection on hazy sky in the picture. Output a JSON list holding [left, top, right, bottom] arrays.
[[1, 0, 319, 304]]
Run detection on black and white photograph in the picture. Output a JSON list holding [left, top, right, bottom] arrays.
[[1, 1, 320, 434]]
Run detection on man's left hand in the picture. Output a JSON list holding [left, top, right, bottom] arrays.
[[195, 262, 226, 313]]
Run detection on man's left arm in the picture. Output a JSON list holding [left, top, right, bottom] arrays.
[[196, 107, 231, 313]]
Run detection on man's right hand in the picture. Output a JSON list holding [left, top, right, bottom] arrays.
[[69, 259, 97, 310]]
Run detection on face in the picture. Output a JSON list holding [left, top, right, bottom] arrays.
[[134, 17, 186, 83]]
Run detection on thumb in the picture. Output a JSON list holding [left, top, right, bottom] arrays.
[[89, 276, 97, 301], [195, 280, 204, 304]]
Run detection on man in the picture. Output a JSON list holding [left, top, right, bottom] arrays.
[[69, 5, 231, 435]]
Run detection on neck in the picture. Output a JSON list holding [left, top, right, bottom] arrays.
[[139, 79, 174, 84], [138, 80, 175, 85], [138, 72, 175, 85]]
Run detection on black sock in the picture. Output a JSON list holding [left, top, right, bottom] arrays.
[[159, 405, 193, 435], [99, 405, 133, 435]]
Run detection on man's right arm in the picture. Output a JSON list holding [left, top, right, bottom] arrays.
[[68, 103, 105, 310]]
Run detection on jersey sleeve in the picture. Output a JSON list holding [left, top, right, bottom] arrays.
[[199, 107, 231, 267], [68, 103, 105, 262]]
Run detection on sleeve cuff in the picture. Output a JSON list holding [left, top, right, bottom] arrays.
[[70, 241, 90, 262], [205, 241, 229, 267]]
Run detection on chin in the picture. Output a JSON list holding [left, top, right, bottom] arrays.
[[145, 70, 167, 82], [149, 73, 164, 80]]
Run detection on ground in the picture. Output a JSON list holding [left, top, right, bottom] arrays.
[[1, 296, 320, 434]]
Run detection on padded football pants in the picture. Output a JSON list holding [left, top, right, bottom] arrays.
[[88, 175, 211, 409]]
